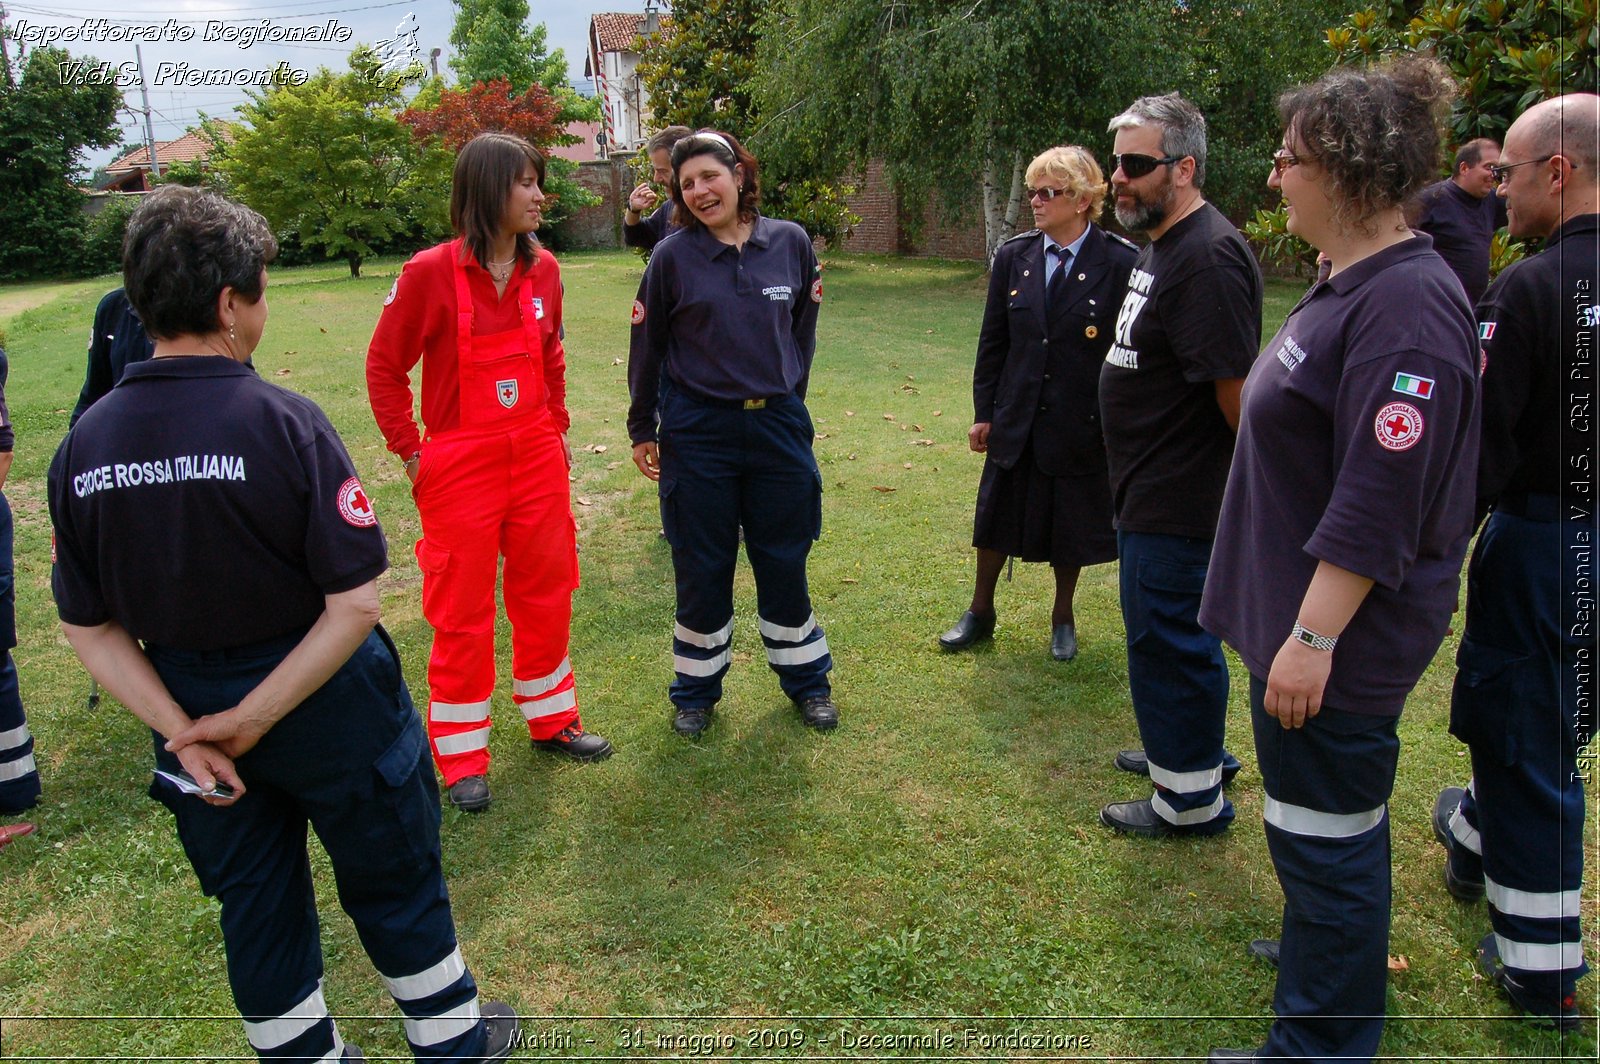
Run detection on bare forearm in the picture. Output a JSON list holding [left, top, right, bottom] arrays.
[[1296, 560, 1375, 638], [62, 621, 194, 738]]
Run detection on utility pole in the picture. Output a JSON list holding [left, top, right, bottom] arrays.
[[0, 3, 17, 90], [134, 44, 160, 178]]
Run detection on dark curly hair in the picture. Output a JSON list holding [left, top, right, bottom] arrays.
[[668, 129, 761, 231], [123, 185, 277, 341], [1278, 56, 1457, 234]]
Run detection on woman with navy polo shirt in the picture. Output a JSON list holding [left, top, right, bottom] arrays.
[[627, 130, 839, 738], [1198, 58, 1479, 1063]]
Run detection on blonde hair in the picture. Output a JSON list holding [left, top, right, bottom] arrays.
[[1024, 145, 1108, 222]]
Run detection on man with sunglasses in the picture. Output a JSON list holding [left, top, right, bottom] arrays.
[[1432, 92, 1597, 1031], [1407, 138, 1508, 307], [1096, 93, 1262, 839]]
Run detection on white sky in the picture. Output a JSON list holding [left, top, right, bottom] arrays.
[[1, 1, 616, 168]]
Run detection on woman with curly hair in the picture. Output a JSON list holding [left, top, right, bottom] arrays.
[[1199, 57, 1481, 1062]]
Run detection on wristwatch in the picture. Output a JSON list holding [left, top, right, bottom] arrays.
[[1291, 622, 1338, 652], [403, 450, 421, 471]]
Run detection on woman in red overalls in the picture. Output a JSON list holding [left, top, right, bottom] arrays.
[[367, 133, 611, 813]]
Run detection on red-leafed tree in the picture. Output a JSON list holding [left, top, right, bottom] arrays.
[[399, 76, 596, 233], [399, 77, 567, 152]]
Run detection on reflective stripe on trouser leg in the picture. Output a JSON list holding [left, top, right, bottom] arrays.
[[240, 981, 344, 1061], [1252, 677, 1399, 1064], [502, 427, 583, 740], [0, 491, 39, 813], [415, 432, 515, 786], [740, 400, 831, 704], [1117, 531, 1231, 828], [381, 945, 487, 1058], [1451, 510, 1590, 999], [1450, 778, 1484, 855]]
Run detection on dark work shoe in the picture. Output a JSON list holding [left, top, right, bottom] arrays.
[[448, 775, 491, 813], [342, 1045, 365, 1062], [1207, 1051, 1259, 1062], [1098, 797, 1228, 838], [1477, 932, 1581, 1031], [482, 1000, 521, 1059], [1248, 938, 1280, 969], [531, 724, 613, 762], [938, 610, 995, 650], [797, 695, 840, 730], [673, 705, 714, 738], [1050, 623, 1078, 661], [1113, 748, 1242, 787], [1432, 786, 1485, 902]]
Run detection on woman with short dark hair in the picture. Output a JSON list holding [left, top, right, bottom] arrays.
[[368, 132, 611, 815], [1199, 57, 1480, 1063], [50, 184, 518, 1061], [627, 129, 839, 737]]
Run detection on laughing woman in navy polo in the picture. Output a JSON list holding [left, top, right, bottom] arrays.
[[1198, 58, 1480, 1064], [627, 130, 838, 738]]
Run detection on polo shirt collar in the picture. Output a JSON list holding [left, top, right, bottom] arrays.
[[1323, 234, 1437, 296], [122, 356, 258, 382], [687, 214, 772, 260], [1544, 212, 1599, 252]]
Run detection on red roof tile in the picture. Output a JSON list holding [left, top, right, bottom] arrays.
[[589, 11, 671, 54], [107, 125, 235, 173]]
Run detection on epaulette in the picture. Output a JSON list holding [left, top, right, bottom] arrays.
[[1105, 231, 1140, 252], [1000, 228, 1041, 246]]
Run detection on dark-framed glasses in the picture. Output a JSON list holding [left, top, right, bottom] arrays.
[[1111, 152, 1182, 179], [1488, 155, 1556, 184], [1271, 149, 1302, 175], [1026, 186, 1069, 202]]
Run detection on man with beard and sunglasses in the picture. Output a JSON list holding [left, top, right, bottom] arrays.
[[1097, 93, 1263, 838]]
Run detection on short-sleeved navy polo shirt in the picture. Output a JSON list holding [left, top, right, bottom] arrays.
[[48, 356, 388, 649], [628, 215, 821, 443], [1415, 178, 1507, 308], [1200, 236, 1480, 715]]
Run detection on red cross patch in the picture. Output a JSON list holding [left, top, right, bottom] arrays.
[[811, 279, 824, 304], [337, 477, 377, 527], [631, 299, 645, 325], [497, 379, 519, 408], [1374, 402, 1424, 452]]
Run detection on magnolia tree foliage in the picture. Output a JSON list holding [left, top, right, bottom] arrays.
[[0, 46, 121, 280], [220, 53, 436, 277], [637, 0, 858, 245]]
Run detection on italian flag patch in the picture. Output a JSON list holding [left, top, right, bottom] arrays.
[[1392, 372, 1435, 400]]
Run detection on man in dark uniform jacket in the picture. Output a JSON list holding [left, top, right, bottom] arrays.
[[1433, 92, 1598, 1030], [1097, 93, 1262, 838], [622, 126, 691, 251], [70, 288, 155, 426], [1409, 137, 1509, 307]]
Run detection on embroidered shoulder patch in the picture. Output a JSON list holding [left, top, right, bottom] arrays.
[[631, 299, 646, 325], [337, 477, 377, 527], [1374, 402, 1424, 452]]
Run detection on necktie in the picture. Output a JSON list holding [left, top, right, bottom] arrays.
[[1047, 245, 1073, 306]]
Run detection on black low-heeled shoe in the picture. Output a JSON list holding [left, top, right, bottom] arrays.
[[938, 610, 995, 650]]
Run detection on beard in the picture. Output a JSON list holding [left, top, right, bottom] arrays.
[[1113, 174, 1177, 233]]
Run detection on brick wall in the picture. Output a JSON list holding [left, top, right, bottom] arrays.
[[840, 159, 987, 261], [552, 156, 635, 251]]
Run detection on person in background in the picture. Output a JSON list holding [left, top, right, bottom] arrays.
[[623, 125, 693, 251], [1096, 93, 1261, 837], [939, 145, 1136, 661], [69, 287, 155, 426], [0, 344, 41, 821], [627, 129, 838, 738], [1432, 92, 1598, 1033], [1200, 57, 1479, 1063], [1408, 136, 1509, 307], [50, 184, 519, 1062], [367, 133, 612, 815]]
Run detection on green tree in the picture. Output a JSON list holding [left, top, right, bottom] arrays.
[[220, 53, 435, 277], [638, 0, 858, 244], [0, 47, 121, 279]]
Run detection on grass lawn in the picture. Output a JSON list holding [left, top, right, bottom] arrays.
[[0, 251, 1593, 1060]]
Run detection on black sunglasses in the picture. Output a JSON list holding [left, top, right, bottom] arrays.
[[1112, 152, 1183, 179], [1025, 186, 1069, 202]]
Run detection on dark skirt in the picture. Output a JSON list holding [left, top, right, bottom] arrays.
[[972, 434, 1117, 568]]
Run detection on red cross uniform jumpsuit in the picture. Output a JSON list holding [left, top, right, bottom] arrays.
[[368, 240, 582, 786]]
